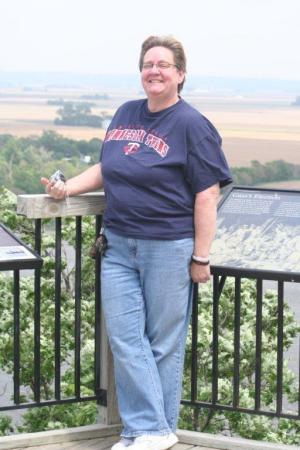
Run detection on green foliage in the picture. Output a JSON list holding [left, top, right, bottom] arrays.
[[179, 279, 300, 445], [0, 132, 102, 193], [37, 130, 102, 162], [0, 187, 34, 244], [232, 159, 300, 186], [18, 399, 97, 432], [0, 130, 300, 194], [2, 132, 300, 195], [0, 187, 98, 434], [0, 416, 13, 436]]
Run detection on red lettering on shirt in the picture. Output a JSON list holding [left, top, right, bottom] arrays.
[[106, 129, 124, 141], [144, 134, 169, 157], [105, 128, 146, 143], [105, 128, 169, 157]]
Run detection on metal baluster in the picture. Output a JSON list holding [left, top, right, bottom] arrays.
[[212, 274, 220, 404], [55, 217, 62, 400], [191, 282, 199, 403], [34, 219, 42, 403], [191, 282, 199, 429], [233, 276, 241, 408], [74, 216, 82, 399], [13, 270, 20, 405], [276, 281, 284, 415], [255, 279, 263, 411]]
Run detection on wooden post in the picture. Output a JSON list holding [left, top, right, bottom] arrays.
[[98, 314, 120, 425]]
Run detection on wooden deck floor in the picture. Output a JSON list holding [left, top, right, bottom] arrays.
[[0, 426, 217, 450], [0, 425, 297, 450], [12, 437, 214, 450]]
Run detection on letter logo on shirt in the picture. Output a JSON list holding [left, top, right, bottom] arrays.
[[144, 134, 169, 157], [106, 128, 146, 143], [105, 127, 170, 158], [123, 142, 140, 155]]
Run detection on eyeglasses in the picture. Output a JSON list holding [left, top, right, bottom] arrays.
[[142, 61, 178, 71]]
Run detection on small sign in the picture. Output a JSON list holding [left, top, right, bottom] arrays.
[[0, 245, 35, 261], [0, 224, 42, 271], [210, 186, 300, 281]]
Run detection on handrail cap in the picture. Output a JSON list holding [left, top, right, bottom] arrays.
[[17, 191, 105, 219]]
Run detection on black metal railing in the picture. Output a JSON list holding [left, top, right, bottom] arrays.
[[1, 210, 300, 426], [0, 214, 106, 412], [183, 272, 300, 421]]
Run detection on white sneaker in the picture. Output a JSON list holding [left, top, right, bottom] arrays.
[[112, 437, 134, 449], [129, 433, 178, 450]]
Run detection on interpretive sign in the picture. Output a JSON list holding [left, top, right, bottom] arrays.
[[0, 224, 42, 271], [210, 186, 300, 281]]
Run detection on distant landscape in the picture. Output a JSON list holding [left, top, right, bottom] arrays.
[[0, 71, 299, 173]]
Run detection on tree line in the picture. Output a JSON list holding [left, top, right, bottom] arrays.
[[48, 101, 113, 128], [1, 132, 300, 194], [54, 102, 103, 127], [231, 159, 300, 186]]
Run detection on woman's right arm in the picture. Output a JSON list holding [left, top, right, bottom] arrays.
[[41, 163, 103, 199]]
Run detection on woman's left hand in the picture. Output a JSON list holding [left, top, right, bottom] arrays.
[[190, 261, 211, 283], [41, 177, 67, 200]]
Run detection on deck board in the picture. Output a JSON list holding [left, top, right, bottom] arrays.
[[9, 435, 120, 450], [2, 426, 297, 450], [7, 436, 210, 450]]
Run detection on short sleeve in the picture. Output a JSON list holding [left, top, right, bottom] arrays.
[[185, 132, 232, 194]]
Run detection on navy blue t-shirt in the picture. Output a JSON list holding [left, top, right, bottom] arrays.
[[100, 98, 232, 239]]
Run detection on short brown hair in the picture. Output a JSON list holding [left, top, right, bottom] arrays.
[[139, 35, 187, 93]]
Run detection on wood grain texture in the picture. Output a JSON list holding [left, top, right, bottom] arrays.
[[17, 192, 106, 219]]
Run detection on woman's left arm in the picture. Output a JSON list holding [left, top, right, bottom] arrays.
[[191, 183, 220, 283]]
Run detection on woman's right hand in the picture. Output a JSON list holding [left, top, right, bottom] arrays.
[[40, 177, 67, 200]]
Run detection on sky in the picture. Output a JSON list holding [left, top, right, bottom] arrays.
[[0, 0, 299, 80]]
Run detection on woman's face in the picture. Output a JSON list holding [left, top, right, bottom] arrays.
[[141, 46, 184, 104]]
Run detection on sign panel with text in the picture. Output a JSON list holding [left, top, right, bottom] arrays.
[[210, 187, 300, 281]]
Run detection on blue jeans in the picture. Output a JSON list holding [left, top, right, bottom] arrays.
[[101, 228, 194, 438]]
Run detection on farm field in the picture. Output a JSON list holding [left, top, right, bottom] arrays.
[[0, 87, 299, 167]]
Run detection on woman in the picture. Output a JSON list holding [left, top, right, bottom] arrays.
[[42, 35, 232, 450]]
